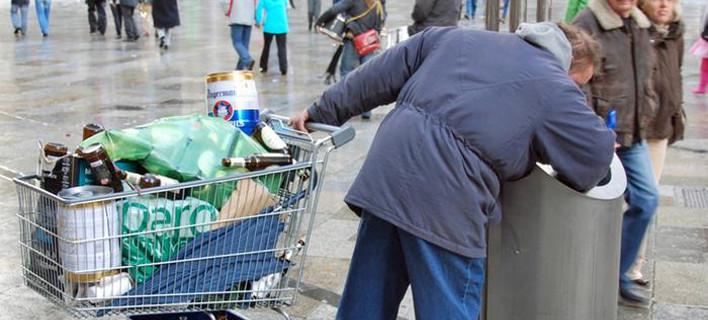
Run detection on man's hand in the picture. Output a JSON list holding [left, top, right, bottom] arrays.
[[290, 109, 310, 132]]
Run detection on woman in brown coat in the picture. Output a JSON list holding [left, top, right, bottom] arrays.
[[627, 0, 685, 288]]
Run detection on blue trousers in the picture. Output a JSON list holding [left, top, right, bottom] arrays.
[[35, 0, 51, 36], [11, 4, 29, 34], [616, 141, 659, 290], [336, 212, 485, 320], [466, 0, 477, 18], [230, 24, 253, 70], [340, 40, 377, 117]]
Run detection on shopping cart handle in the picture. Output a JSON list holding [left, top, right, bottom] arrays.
[[261, 109, 356, 148], [305, 122, 355, 149]]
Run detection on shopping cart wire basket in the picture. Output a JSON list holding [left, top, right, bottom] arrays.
[[13, 112, 354, 319]]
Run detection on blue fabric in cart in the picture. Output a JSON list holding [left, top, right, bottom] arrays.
[[100, 214, 288, 316]]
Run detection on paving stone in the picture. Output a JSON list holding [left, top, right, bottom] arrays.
[[653, 303, 708, 320], [657, 206, 708, 229], [653, 226, 708, 264], [306, 219, 358, 259], [654, 261, 708, 306]]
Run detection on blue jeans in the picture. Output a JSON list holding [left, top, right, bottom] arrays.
[[35, 0, 51, 36], [230, 24, 253, 70], [616, 141, 659, 290], [336, 212, 486, 320], [466, 0, 477, 18], [340, 40, 377, 117], [11, 4, 28, 34]]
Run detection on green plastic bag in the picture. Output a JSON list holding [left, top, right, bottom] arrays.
[[119, 196, 219, 283], [80, 114, 282, 208]]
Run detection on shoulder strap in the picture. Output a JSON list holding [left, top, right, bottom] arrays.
[[345, 1, 382, 24], [226, 0, 234, 17]]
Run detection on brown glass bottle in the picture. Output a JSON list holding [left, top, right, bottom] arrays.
[[117, 169, 179, 188], [138, 174, 161, 188], [77, 143, 123, 192], [222, 153, 293, 171], [42, 143, 72, 194], [252, 122, 288, 153], [82, 123, 105, 141]]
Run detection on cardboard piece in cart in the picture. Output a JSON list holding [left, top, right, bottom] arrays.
[[213, 179, 278, 230]]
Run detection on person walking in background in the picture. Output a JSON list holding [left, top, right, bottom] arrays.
[[307, 0, 321, 31], [35, 0, 50, 37], [109, 0, 123, 39], [152, 0, 180, 49], [627, 0, 685, 288], [119, 0, 139, 41], [87, 0, 107, 35], [316, 0, 384, 119], [691, 5, 708, 94], [256, 0, 289, 75], [465, 0, 477, 20], [11, 0, 29, 37], [408, 0, 460, 36], [565, 0, 588, 22], [221, 0, 257, 70], [500, 0, 510, 22], [574, 0, 659, 308], [136, 0, 153, 37]]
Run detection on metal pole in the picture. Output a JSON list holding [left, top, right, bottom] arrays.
[[536, 0, 548, 22], [509, 0, 523, 32], [486, 0, 501, 31]]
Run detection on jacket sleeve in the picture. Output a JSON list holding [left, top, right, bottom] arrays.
[[411, 0, 435, 23], [255, 0, 264, 25], [307, 27, 438, 126], [533, 82, 616, 192], [316, 0, 353, 26]]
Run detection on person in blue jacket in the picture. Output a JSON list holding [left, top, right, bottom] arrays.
[[291, 22, 614, 319], [256, 0, 289, 75]]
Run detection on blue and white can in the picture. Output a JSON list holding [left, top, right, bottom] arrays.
[[206, 71, 260, 135]]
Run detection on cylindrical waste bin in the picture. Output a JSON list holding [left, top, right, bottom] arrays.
[[484, 154, 626, 320]]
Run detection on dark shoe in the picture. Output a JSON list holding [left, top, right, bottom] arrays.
[[259, 67, 267, 73], [14, 28, 20, 35], [361, 111, 371, 119], [163, 45, 169, 50], [159, 36, 165, 48], [280, 70, 287, 76], [247, 60, 256, 71], [633, 279, 650, 288], [115, 34, 122, 40], [619, 285, 650, 309], [42, 33, 48, 38]]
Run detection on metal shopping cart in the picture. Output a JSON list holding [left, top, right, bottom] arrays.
[[13, 113, 355, 320]]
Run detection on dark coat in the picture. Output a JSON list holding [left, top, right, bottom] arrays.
[[408, 0, 461, 35], [645, 22, 684, 143], [152, 0, 180, 29], [573, 0, 658, 147], [316, 0, 384, 35], [306, 27, 615, 258], [11, 0, 30, 5], [119, 0, 139, 8]]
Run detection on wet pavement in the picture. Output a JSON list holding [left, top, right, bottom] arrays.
[[0, 0, 707, 319]]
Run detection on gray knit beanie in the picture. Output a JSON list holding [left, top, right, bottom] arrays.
[[515, 22, 572, 72]]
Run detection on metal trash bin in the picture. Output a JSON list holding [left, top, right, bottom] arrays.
[[484, 154, 627, 320]]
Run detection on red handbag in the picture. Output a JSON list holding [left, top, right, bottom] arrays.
[[353, 29, 381, 56]]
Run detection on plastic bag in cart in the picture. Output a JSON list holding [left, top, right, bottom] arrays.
[[79, 114, 283, 208]]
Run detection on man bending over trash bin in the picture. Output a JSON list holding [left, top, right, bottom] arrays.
[[291, 22, 615, 320]]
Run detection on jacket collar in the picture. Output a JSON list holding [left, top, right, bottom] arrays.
[[588, 0, 651, 30]]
